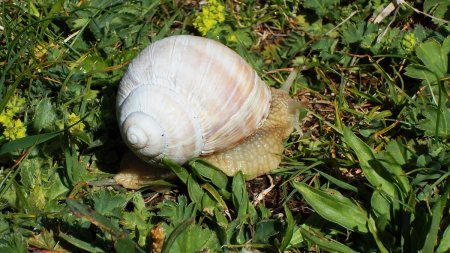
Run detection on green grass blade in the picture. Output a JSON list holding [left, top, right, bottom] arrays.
[[0, 149, 31, 199], [202, 183, 229, 211], [314, 169, 358, 192], [279, 205, 295, 251], [0, 131, 60, 155], [66, 198, 124, 237], [154, 10, 180, 41], [293, 182, 368, 233], [299, 226, 359, 253], [420, 183, 450, 252], [58, 232, 106, 253]]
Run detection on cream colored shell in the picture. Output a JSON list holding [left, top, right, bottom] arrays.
[[117, 35, 271, 165]]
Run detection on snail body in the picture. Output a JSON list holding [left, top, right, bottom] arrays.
[[116, 35, 302, 188], [202, 87, 299, 179]]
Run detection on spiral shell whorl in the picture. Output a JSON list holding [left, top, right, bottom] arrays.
[[118, 84, 204, 164], [122, 112, 165, 159]]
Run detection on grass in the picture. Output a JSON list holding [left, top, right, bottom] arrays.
[[0, 0, 449, 252]]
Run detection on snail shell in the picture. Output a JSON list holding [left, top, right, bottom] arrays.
[[117, 35, 271, 165], [116, 35, 304, 188]]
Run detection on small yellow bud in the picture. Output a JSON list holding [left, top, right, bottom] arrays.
[[68, 113, 86, 133], [193, 0, 226, 36], [3, 119, 26, 140]]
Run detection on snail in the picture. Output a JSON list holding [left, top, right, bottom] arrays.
[[115, 35, 304, 189]]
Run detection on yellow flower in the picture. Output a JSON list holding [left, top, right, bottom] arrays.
[[193, 0, 226, 36], [5, 96, 26, 115], [295, 15, 309, 28], [0, 95, 28, 140], [227, 34, 237, 43], [68, 113, 85, 133], [3, 119, 26, 140], [0, 114, 9, 126]]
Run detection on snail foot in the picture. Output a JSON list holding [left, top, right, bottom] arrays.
[[115, 151, 175, 190]]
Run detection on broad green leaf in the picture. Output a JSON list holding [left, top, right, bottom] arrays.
[[368, 215, 389, 253], [253, 219, 278, 243], [161, 217, 220, 253], [90, 190, 128, 216], [213, 208, 228, 228], [114, 238, 136, 253], [0, 232, 28, 253], [384, 139, 412, 166], [404, 64, 438, 83], [420, 183, 450, 252], [288, 227, 305, 248], [235, 29, 253, 47], [0, 131, 60, 155], [64, 145, 96, 186], [73, 18, 90, 29], [200, 190, 217, 212], [231, 172, 250, 220], [416, 40, 447, 78], [303, 0, 339, 17], [163, 157, 189, 184], [376, 158, 410, 196], [157, 196, 197, 225], [189, 159, 228, 190], [424, 0, 450, 21], [436, 224, 450, 253], [187, 175, 204, 207], [80, 55, 107, 74], [370, 190, 391, 231], [293, 182, 368, 233], [377, 140, 412, 195], [16, 156, 69, 212], [299, 225, 359, 253], [279, 205, 295, 251], [342, 128, 397, 197], [32, 98, 57, 132], [342, 23, 365, 44], [405, 38, 450, 81], [161, 217, 194, 253], [202, 183, 228, 211], [187, 177, 217, 212], [417, 106, 449, 138], [443, 36, 450, 54]]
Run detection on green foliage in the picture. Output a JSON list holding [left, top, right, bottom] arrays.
[[0, 232, 28, 253], [405, 37, 450, 82], [293, 182, 368, 233], [0, 0, 449, 252]]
